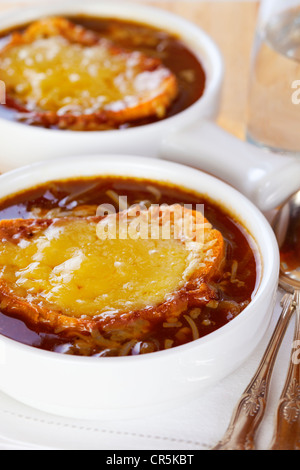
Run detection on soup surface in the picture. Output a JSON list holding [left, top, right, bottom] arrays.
[[0, 178, 258, 357], [0, 16, 206, 130]]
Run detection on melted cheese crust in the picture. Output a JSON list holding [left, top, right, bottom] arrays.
[[0, 205, 224, 334], [0, 17, 178, 129]]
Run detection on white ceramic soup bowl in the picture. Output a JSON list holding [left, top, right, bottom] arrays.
[[0, 155, 279, 420], [0, 0, 299, 214], [0, 0, 223, 172]]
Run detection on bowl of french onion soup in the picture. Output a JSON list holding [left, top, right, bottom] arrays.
[[0, 0, 223, 171], [0, 155, 279, 419]]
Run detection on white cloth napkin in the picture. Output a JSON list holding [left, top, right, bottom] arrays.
[[0, 291, 295, 450]]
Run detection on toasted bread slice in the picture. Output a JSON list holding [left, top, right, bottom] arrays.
[[0, 205, 224, 335], [0, 17, 178, 130]]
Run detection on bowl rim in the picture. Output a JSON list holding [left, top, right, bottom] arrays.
[[0, 0, 224, 136], [0, 155, 280, 364]]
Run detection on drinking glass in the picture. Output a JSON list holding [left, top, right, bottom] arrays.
[[246, 0, 300, 155]]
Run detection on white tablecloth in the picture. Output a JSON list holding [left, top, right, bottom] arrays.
[[0, 291, 295, 450]]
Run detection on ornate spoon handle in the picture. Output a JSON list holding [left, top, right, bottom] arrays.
[[213, 293, 297, 450], [269, 290, 300, 450]]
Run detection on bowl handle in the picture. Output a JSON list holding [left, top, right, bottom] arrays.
[[160, 120, 300, 212]]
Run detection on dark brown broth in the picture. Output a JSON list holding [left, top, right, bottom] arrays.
[[0, 177, 258, 357], [0, 16, 206, 129]]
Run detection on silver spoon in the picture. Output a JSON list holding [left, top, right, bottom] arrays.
[[212, 192, 300, 450], [269, 192, 300, 450]]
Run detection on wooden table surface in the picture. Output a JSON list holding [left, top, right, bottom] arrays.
[[0, 0, 260, 139]]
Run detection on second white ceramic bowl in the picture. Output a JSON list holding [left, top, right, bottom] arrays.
[[0, 0, 223, 171]]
